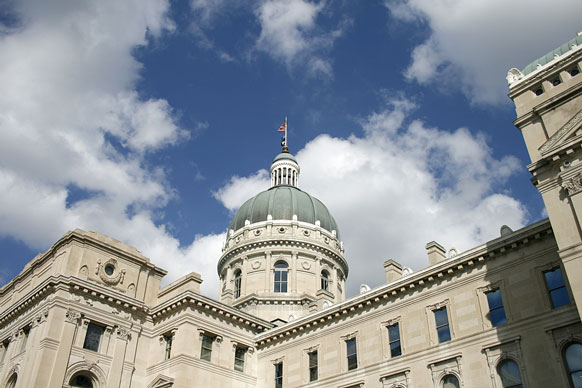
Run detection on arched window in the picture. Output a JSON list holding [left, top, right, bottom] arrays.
[[234, 270, 242, 299], [321, 271, 329, 291], [564, 343, 582, 388], [6, 374, 17, 388], [274, 261, 288, 293], [441, 374, 460, 388], [69, 373, 94, 388], [497, 360, 523, 388]]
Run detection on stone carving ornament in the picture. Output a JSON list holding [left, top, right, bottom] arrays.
[[96, 258, 125, 286], [562, 173, 582, 196]]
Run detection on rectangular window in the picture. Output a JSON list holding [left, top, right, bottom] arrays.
[[163, 334, 172, 360], [346, 338, 358, 370], [544, 267, 570, 308], [20, 327, 30, 353], [234, 346, 246, 372], [274, 362, 283, 388], [83, 323, 105, 352], [200, 334, 214, 361], [308, 350, 318, 381], [485, 289, 507, 326], [388, 323, 402, 357], [434, 307, 451, 343]]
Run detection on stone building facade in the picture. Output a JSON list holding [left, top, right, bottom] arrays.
[[1, 34, 582, 388]]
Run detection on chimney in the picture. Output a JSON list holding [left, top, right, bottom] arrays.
[[426, 241, 446, 265], [383, 259, 403, 283]]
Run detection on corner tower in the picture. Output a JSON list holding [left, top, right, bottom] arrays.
[[218, 147, 348, 323], [508, 31, 582, 317]]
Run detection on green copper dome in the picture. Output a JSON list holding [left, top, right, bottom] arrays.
[[228, 186, 340, 237]]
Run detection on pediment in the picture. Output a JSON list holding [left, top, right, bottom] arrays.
[[148, 375, 174, 388], [539, 109, 582, 157]]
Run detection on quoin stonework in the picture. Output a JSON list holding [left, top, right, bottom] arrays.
[[2, 33, 582, 388]]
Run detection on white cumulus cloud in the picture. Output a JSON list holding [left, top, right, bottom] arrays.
[[0, 0, 223, 296], [214, 97, 527, 296], [385, 0, 582, 104]]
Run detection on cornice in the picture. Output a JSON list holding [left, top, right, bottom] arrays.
[[219, 237, 349, 277], [508, 48, 582, 96], [0, 275, 149, 327], [0, 230, 166, 297], [150, 290, 273, 333], [254, 219, 554, 348]]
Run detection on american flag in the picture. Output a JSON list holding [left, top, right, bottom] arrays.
[[277, 121, 286, 132]]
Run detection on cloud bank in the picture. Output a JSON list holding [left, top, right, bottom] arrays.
[[214, 97, 527, 296], [385, 0, 582, 104]]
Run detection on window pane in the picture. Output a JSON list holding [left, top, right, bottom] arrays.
[[274, 282, 280, 293], [274, 272, 280, 281], [280, 283, 287, 292], [435, 308, 448, 326], [566, 344, 582, 372], [545, 268, 565, 290], [347, 355, 357, 370], [83, 324, 104, 352], [442, 374, 460, 388], [486, 290, 503, 309], [71, 375, 93, 388], [201, 347, 211, 361], [550, 287, 570, 308], [498, 360, 522, 387], [390, 341, 402, 357], [437, 326, 451, 343], [490, 307, 507, 327], [388, 324, 399, 341], [281, 271, 288, 281], [347, 338, 356, 354]]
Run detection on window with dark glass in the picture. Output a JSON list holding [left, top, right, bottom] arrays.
[[163, 334, 172, 360], [346, 338, 357, 370], [434, 307, 451, 343], [388, 323, 402, 357], [83, 323, 105, 352], [234, 346, 246, 372], [0, 340, 9, 363], [552, 77, 562, 86], [534, 87, 544, 96], [308, 350, 318, 381], [486, 289, 507, 326], [570, 67, 580, 77], [321, 271, 329, 291], [544, 267, 570, 308], [441, 374, 460, 388], [70, 374, 93, 388], [234, 270, 242, 299], [497, 360, 523, 388], [274, 262, 288, 293], [200, 334, 214, 361], [564, 343, 582, 388], [6, 374, 17, 388], [274, 362, 283, 388]]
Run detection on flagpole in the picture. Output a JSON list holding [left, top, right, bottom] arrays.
[[285, 116, 288, 149]]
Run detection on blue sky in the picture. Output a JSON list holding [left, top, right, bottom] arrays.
[[1, 0, 581, 297]]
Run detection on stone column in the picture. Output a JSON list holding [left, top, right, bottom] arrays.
[[107, 327, 131, 387], [46, 308, 81, 388], [291, 251, 298, 293], [265, 251, 272, 292]]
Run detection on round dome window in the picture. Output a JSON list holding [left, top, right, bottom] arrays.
[[104, 264, 115, 276]]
